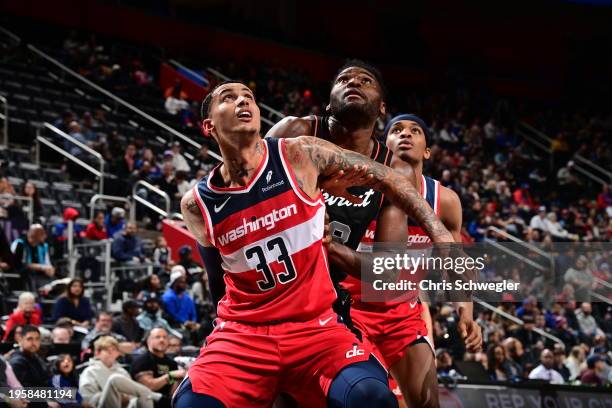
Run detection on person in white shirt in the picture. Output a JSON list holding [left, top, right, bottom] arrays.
[[170, 142, 191, 173], [79, 336, 161, 408], [528, 349, 565, 384], [529, 206, 549, 232]]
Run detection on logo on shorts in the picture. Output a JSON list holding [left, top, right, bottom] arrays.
[[345, 344, 365, 359]]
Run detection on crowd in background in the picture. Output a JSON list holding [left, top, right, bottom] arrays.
[[0, 28, 610, 407]]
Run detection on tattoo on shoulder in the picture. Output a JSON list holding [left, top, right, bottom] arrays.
[[185, 199, 201, 215]]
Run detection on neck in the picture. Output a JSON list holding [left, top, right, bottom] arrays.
[[327, 116, 375, 156], [216, 135, 265, 187], [150, 349, 164, 358]]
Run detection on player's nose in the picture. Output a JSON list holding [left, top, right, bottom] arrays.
[[237, 95, 250, 106]]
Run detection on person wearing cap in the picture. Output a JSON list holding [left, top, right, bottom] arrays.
[[510, 312, 544, 351], [580, 355, 607, 386], [105, 207, 126, 239], [551, 344, 571, 382], [10, 224, 55, 290], [111, 222, 144, 264], [161, 266, 198, 329], [528, 349, 564, 384], [177, 245, 204, 282], [112, 299, 144, 343], [51, 207, 84, 242], [137, 293, 182, 340]]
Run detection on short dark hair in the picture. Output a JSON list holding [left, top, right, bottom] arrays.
[[332, 59, 387, 100], [200, 80, 244, 119], [21, 325, 40, 337]]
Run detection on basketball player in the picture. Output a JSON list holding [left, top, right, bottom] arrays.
[[174, 81, 453, 407], [367, 113, 481, 407]]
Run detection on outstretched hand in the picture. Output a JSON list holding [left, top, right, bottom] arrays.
[[320, 164, 373, 204]]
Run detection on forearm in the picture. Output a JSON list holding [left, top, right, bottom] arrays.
[[137, 375, 169, 392], [328, 241, 365, 279]]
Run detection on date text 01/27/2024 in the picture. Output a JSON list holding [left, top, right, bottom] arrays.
[[1, 388, 77, 402]]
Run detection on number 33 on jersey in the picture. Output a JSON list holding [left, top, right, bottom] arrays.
[[192, 138, 338, 323]]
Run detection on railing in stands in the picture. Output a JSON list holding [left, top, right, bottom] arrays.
[[26, 44, 221, 160], [474, 296, 565, 346], [89, 194, 131, 220], [486, 225, 555, 271], [168, 59, 278, 128], [36, 122, 105, 194], [130, 180, 171, 222], [0, 25, 21, 46], [0, 95, 8, 146], [517, 121, 610, 186]]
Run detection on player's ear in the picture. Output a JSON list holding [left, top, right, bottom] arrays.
[[379, 101, 386, 118], [325, 103, 331, 114], [201, 119, 214, 139], [423, 147, 431, 160]]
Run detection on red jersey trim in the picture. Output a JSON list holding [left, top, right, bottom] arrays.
[[279, 138, 324, 207], [206, 139, 269, 194]]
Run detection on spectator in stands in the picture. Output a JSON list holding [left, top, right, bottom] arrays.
[[580, 355, 607, 386], [85, 211, 107, 240], [53, 110, 76, 133], [174, 171, 190, 200], [10, 223, 55, 290], [79, 336, 162, 408], [2, 292, 42, 341], [105, 207, 126, 238], [565, 345, 586, 381], [116, 143, 137, 181], [510, 313, 542, 351], [575, 302, 603, 340], [529, 206, 549, 233], [137, 293, 182, 340], [528, 348, 564, 384], [81, 111, 98, 142], [156, 161, 177, 201], [50, 354, 83, 407], [501, 337, 525, 377], [138, 274, 164, 300], [51, 327, 72, 344], [164, 84, 189, 116], [189, 169, 208, 189], [553, 317, 578, 349], [487, 344, 520, 381], [177, 245, 203, 279], [111, 299, 143, 343], [152, 237, 172, 273], [21, 181, 43, 220], [167, 335, 182, 355], [545, 212, 578, 241], [111, 222, 144, 264], [192, 145, 216, 173], [131, 327, 186, 408], [81, 312, 135, 354], [0, 355, 26, 408], [161, 268, 198, 328], [0, 176, 16, 219], [8, 326, 50, 389], [169, 142, 190, 173], [564, 257, 594, 301], [136, 148, 161, 179], [52, 278, 94, 327], [552, 344, 571, 382], [66, 121, 90, 158]]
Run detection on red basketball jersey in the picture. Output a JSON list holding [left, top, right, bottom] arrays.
[[193, 138, 337, 323]]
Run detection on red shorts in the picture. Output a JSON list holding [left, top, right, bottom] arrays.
[[187, 310, 372, 408], [351, 301, 430, 369]]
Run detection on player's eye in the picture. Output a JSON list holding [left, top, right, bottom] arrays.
[[223, 94, 235, 102], [336, 76, 348, 84], [391, 127, 401, 134], [361, 77, 372, 85], [412, 127, 421, 134]]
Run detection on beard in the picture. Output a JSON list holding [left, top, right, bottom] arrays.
[[329, 97, 379, 130]]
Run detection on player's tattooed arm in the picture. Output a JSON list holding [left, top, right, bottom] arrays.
[[286, 136, 454, 243], [180, 189, 213, 247]]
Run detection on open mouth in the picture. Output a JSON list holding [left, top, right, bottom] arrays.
[[344, 90, 365, 100], [237, 110, 252, 121]]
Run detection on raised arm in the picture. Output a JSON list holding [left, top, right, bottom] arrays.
[[285, 136, 453, 243]]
